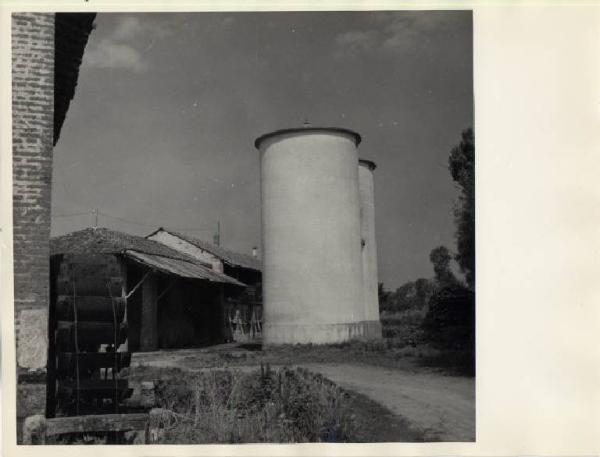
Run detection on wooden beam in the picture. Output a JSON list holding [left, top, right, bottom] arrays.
[[218, 283, 226, 342], [140, 272, 158, 351], [56, 275, 122, 296], [120, 256, 129, 352], [56, 352, 131, 377], [56, 321, 127, 348], [57, 379, 131, 399], [46, 256, 61, 418], [45, 413, 149, 437], [55, 296, 125, 322]]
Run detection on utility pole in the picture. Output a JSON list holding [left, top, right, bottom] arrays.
[[92, 208, 98, 228]]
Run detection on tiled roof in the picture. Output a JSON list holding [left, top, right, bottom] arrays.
[[50, 228, 245, 286], [150, 228, 261, 272], [50, 227, 199, 262]]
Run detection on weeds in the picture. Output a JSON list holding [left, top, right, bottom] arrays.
[[149, 365, 356, 443]]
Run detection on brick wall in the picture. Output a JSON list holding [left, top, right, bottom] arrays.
[[12, 13, 55, 439], [12, 14, 95, 441], [12, 13, 55, 372]]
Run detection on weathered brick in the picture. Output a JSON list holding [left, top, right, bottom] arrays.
[[12, 13, 54, 377], [12, 15, 95, 439]]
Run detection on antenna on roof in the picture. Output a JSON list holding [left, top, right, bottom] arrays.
[[213, 220, 220, 246], [303, 118, 311, 128], [92, 208, 99, 229]]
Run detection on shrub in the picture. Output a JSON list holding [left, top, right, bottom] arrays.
[[422, 283, 475, 355]]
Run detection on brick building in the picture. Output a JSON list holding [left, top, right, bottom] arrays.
[[12, 12, 96, 433]]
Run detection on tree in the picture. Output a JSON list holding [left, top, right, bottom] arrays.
[[420, 129, 476, 375], [429, 245, 456, 286], [449, 128, 475, 289], [378, 282, 393, 311], [414, 278, 432, 301], [422, 282, 475, 374]]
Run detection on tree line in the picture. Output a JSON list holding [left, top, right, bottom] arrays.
[[379, 128, 475, 371]]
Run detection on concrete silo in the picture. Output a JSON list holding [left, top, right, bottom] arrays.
[[359, 159, 382, 339], [255, 127, 365, 345]]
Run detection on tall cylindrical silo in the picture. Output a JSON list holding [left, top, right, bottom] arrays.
[[358, 159, 382, 339], [256, 127, 366, 345]]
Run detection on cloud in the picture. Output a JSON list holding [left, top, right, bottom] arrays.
[[333, 11, 466, 58], [333, 30, 378, 58], [381, 13, 457, 51], [83, 15, 176, 72], [112, 16, 144, 41], [83, 39, 148, 72]]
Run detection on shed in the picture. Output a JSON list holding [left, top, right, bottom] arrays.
[[147, 228, 262, 342], [50, 227, 245, 352]]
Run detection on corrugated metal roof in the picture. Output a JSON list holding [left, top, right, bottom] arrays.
[[149, 228, 262, 272], [124, 250, 245, 286]]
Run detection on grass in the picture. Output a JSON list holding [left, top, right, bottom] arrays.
[[381, 308, 475, 376], [380, 308, 428, 347], [126, 365, 425, 443], [134, 365, 354, 443], [149, 338, 471, 377]]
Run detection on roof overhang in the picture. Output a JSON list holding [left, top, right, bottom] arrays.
[[124, 250, 245, 287]]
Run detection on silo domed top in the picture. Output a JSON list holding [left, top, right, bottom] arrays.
[[359, 159, 377, 171], [254, 126, 362, 149]]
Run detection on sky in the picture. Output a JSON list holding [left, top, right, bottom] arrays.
[[51, 11, 473, 289]]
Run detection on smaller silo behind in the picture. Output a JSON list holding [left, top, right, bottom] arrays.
[[359, 159, 382, 339]]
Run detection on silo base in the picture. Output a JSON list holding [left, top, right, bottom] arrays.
[[361, 320, 382, 340], [263, 321, 381, 346]]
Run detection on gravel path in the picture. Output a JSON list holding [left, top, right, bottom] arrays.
[[299, 363, 475, 442]]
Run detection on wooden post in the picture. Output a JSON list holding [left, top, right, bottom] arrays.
[[218, 284, 228, 342], [45, 256, 61, 418], [119, 257, 128, 352], [140, 272, 158, 351], [22, 415, 47, 444]]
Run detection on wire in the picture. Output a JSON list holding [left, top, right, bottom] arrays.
[[98, 211, 213, 232], [51, 212, 90, 218], [72, 277, 80, 416], [97, 211, 158, 228], [51, 209, 214, 232]]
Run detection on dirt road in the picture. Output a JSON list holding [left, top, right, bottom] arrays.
[[300, 363, 474, 442], [132, 348, 475, 442]]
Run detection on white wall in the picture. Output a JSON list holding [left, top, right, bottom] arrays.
[[148, 231, 224, 273]]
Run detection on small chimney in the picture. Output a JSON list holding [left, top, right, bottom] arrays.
[[252, 246, 258, 257], [211, 259, 224, 273]]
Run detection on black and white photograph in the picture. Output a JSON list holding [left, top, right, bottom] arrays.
[[10, 8, 475, 446]]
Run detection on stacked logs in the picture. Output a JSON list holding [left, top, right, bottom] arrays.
[[48, 253, 132, 417]]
